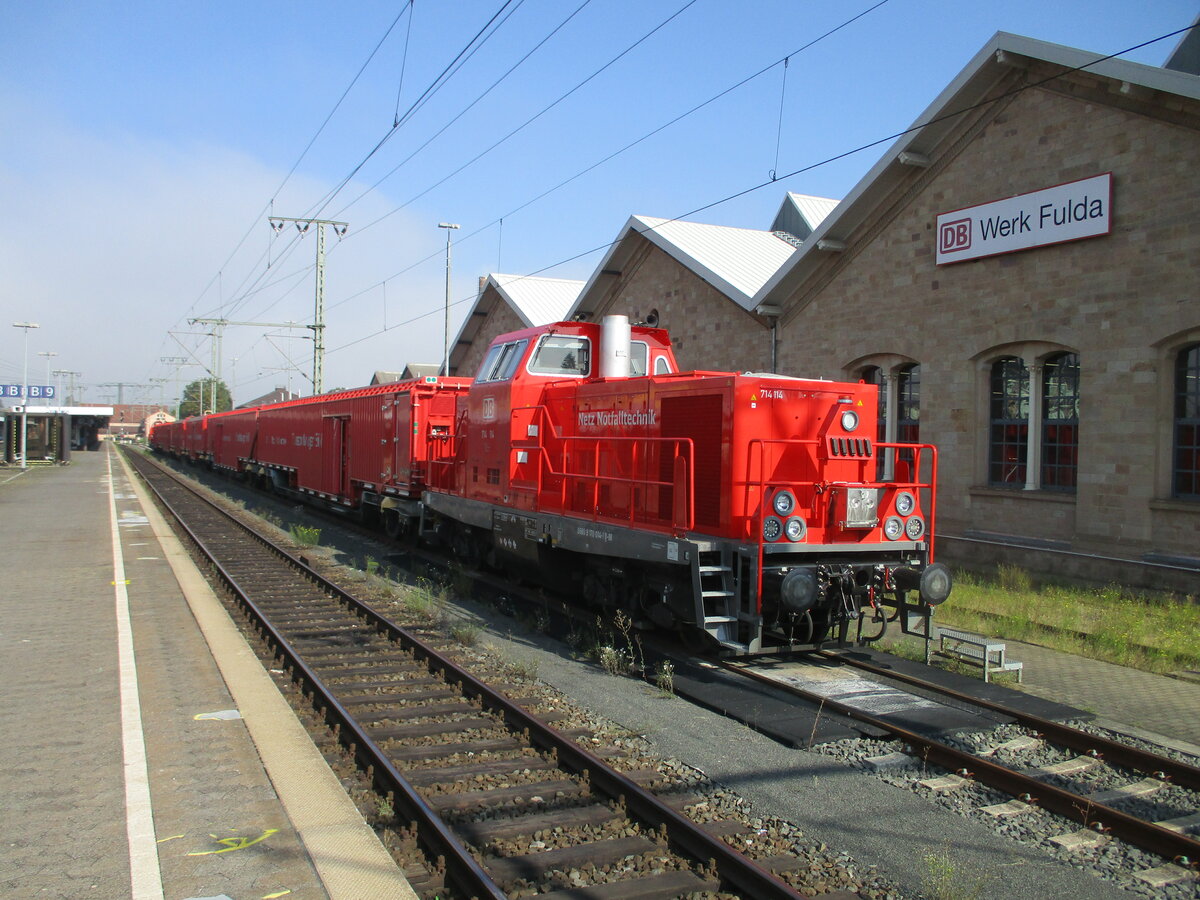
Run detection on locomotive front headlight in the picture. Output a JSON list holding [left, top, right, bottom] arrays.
[[784, 516, 806, 542], [883, 516, 904, 540], [840, 410, 860, 432], [772, 489, 796, 517], [895, 491, 915, 516], [763, 516, 783, 542], [905, 515, 926, 540]]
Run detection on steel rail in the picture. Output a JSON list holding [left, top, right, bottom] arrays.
[[131, 451, 811, 900], [128, 452, 507, 900], [724, 660, 1200, 867], [821, 650, 1200, 792]]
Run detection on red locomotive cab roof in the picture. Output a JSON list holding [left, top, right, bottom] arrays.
[[473, 318, 678, 384]]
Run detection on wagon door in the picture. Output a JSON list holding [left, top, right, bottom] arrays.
[[322, 415, 350, 499]]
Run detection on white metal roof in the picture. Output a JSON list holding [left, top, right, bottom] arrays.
[[488, 273, 583, 327], [571, 216, 797, 317], [774, 193, 839, 238]]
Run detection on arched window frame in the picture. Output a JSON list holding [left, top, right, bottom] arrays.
[[978, 343, 1079, 493]]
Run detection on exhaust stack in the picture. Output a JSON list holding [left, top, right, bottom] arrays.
[[599, 314, 631, 378]]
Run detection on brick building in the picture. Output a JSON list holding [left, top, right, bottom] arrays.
[[750, 33, 1199, 590]]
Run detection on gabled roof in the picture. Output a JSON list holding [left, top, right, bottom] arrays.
[[487, 273, 583, 327], [755, 32, 1200, 312], [771, 193, 840, 244], [446, 274, 583, 375], [569, 215, 797, 318]]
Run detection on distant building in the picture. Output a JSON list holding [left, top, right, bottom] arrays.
[[371, 364, 441, 385], [237, 388, 299, 409]]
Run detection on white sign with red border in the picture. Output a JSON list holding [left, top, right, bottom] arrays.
[[936, 173, 1112, 265]]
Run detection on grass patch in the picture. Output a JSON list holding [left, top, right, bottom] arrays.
[[288, 524, 321, 546], [938, 566, 1199, 674], [402, 580, 446, 626], [449, 621, 483, 647]]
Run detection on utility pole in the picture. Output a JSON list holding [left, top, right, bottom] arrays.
[[52, 370, 81, 405], [269, 216, 348, 394], [159, 357, 194, 418], [12, 321, 39, 469], [188, 317, 307, 406], [38, 352, 58, 399], [438, 222, 460, 376], [99, 382, 147, 405]]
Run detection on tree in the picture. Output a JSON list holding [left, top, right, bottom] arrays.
[[178, 378, 232, 418]]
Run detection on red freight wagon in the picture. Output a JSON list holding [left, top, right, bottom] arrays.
[[148, 420, 182, 454], [182, 416, 208, 461], [248, 378, 468, 522], [209, 408, 258, 472], [424, 316, 949, 654]]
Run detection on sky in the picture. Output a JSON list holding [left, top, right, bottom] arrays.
[[1, 0, 1195, 407]]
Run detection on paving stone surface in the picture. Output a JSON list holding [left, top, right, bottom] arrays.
[[0, 450, 328, 899]]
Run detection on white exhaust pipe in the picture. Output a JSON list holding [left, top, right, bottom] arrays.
[[599, 314, 631, 378]]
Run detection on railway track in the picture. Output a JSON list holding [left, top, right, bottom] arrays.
[[723, 652, 1200, 888], [126, 449, 833, 900]]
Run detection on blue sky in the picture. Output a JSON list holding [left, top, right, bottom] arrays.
[[1, 1, 1194, 405]]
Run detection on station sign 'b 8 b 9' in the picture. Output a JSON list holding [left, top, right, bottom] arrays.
[[935, 173, 1111, 265]]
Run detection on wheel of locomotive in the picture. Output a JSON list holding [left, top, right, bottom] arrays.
[[450, 525, 483, 570], [383, 508, 405, 541]]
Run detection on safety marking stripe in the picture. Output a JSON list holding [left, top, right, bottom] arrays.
[[107, 449, 166, 900]]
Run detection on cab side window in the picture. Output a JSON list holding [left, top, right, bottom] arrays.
[[476, 339, 530, 383]]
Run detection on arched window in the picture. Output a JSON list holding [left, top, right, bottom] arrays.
[[989, 357, 1029, 487], [1041, 353, 1079, 492], [897, 364, 920, 444], [1175, 343, 1200, 500]]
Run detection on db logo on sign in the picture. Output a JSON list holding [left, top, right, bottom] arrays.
[[939, 218, 972, 254]]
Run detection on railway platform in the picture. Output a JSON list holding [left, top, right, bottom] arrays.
[[0, 444, 415, 900]]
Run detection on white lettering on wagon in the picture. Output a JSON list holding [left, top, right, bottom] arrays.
[[576, 525, 614, 543], [577, 408, 659, 431], [293, 434, 322, 449]]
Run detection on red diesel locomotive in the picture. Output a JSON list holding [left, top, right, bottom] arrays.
[[151, 315, 950, 654]]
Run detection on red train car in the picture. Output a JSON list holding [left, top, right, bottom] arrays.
[[218, 378, 468, 530], [423, 316, 949, 654]]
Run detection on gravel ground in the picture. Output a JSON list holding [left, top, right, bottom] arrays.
[[817, 725, 1199, 900]]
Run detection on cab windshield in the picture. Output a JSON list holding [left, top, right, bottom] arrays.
[[528, 334, 590, 377]]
